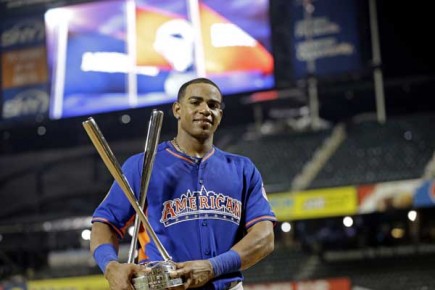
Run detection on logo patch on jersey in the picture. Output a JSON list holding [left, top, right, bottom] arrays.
[[160, 185, 242, 227], [261, 183, 269, 201]]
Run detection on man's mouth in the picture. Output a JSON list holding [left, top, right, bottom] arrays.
[[194, 119, 213, 125]]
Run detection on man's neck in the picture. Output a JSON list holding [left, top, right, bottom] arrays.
[[174, 134, 213, 158]]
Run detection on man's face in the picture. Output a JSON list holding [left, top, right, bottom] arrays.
[[173, 82, 223, 140]]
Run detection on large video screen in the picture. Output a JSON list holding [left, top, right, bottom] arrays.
[[45, 0, 274, 119]]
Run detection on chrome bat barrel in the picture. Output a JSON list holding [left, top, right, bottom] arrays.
[[128, 110, 164, 263], [83, 116, 171, 262]]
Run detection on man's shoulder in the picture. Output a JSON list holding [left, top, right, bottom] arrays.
[[157, 141, 171, 152], [214, 147, 254, 166], [123, 152, 143, 165]]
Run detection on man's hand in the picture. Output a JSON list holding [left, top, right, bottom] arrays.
[[104, 261, 149, 290], [170, 260, 214, 289]]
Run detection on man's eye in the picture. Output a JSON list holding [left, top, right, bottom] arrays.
[[208, 103, 220, 110]]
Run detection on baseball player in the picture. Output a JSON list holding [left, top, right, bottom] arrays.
[[90, 78, 276, 290]]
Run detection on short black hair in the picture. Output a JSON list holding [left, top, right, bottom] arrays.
[[177, 77, 222, 101]]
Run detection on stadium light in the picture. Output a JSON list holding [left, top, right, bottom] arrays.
[[121, 114, 131, 124], [391, 228, 405, 239], [408, 210, 417, 222], [37, 126, 46, 136], [343, 216, 353, 227], [81, 229, 91, 241], [281, 222, 291, 233]]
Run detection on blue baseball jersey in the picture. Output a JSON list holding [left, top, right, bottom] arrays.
[[92, 141, 276, 289]]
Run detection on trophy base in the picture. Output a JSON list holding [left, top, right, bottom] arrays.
[[133, 261, 183, 290]]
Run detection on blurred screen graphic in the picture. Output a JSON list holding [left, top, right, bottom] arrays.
[[288, 0, 363, 79], [45, 0, 275, 119]]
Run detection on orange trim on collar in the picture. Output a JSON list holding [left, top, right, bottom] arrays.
[[202, 147, 215, 162], [166, 148, 195, 164]]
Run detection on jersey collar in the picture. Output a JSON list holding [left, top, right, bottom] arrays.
[[165, 141, 215, 163]]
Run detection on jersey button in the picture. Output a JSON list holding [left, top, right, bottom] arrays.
[[205, 250, 210, 255], [199, 179, 204, 184], [202, 221, 207, 226]]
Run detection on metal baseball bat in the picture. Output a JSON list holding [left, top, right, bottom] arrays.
[[127, 110, 163, 263], [83, 117, 171, 262]]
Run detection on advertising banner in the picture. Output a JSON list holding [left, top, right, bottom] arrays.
[[270, 178, 435, 221], [288, 0, 364, 79], [1, 16, 49, 121], [245, 277, 351, 290], [269, 187, 357, 221], [357, 179, 421, 213], [413, 179, 435, 208], [27, 275, 108, 290]]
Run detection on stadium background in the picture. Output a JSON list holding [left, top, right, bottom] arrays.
[[1, 0, 435, 289]]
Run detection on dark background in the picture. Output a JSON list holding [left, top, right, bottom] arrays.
[[1, 0, 435, 286]]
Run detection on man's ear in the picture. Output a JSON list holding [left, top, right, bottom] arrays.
[[172, 101, 181, 120]]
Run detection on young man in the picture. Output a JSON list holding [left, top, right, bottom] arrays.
[[90, 78, 276, 290]]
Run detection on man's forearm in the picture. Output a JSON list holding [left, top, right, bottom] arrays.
[[90, 222, 120, 254], [231, 220, 275, 270]]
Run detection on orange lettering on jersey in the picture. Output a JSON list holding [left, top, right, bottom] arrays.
[[160, 186, 242, 227], [199, 196, 209, 209], [226, 197, 233, 213], [188, 196, 197, 210], [209, 195, 216, 208], [233, 201, 241, 217], [174, 198, 187, 213], [161, 201, 176, 221], [216, 195, 225, 209]]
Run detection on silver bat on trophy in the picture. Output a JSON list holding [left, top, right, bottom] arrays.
[[83, 110, 183, 290]]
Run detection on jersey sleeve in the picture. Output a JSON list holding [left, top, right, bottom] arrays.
[[244, 159, 277, 229], [92, 154, 143, 238]]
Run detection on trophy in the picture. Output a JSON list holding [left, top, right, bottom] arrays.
[[83, 110, 183, 290]]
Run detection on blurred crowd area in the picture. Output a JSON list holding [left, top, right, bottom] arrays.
[[1, 110, 435, 290]]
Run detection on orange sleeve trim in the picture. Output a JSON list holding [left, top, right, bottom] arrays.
[[245, 215, 277, 229], [92, 217, 124, 238]]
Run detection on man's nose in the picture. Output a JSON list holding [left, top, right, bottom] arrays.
[[199, 102, 211, 115]]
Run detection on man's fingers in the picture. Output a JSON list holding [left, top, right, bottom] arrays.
[[174, 261, 186, 269], [183, 277, 192, 289], [171, 264, 189, 278], [169, 270, 181, 278], [134, 264, 151, 275]]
